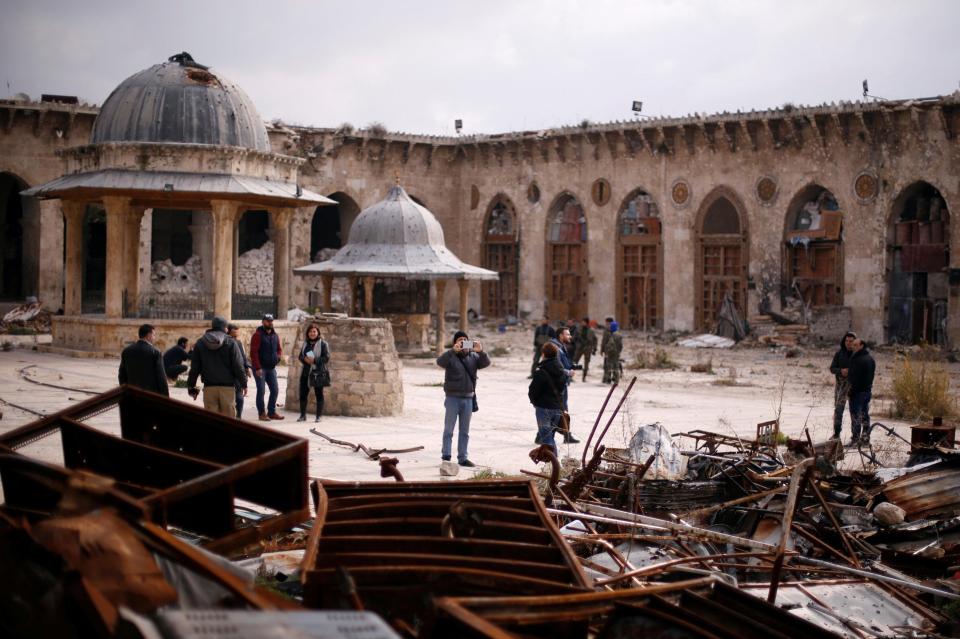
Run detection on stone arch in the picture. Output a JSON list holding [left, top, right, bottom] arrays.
[[311, 191, 361, 260], [545, 191, 588, 320], [694, 186, 749, 330], [0, 172, 33, 301], [885, 180, 950, 345], [481, 193, 520, 318], [150, 209, 194, 266], [782, 183, 844, 307], [616, 187, 663, 330]]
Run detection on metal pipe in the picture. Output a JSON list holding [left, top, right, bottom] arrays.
[[582, 382, 618, 466], [592, 377, 637, 455], [795, 556, 960, 600]]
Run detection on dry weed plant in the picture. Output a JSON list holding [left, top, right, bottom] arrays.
[[712, 366, 739, 386], [627, 346, 678, 370], [890, 352, 956, 421], [690, 354, 714, 374]]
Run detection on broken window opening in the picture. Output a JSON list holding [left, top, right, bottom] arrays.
[[482, 196, 519, 318], [783, 186, 844, 309], [618, 189, 662, 330]]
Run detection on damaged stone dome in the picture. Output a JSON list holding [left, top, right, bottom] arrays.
[[90, 52, 271, 152]]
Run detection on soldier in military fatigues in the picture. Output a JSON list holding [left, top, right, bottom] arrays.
[[601, 317, 623, 384], [573, 317, 598, 382], [530, 317, 556, 378]]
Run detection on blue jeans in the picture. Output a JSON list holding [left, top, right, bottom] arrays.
[[442, 396, 473, 462], [850, 391, 872, 440], [255, 367, 279, 416], [535, 407, 561, 455]]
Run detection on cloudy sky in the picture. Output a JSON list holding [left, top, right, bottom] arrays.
[[2, 1, 959, 135]]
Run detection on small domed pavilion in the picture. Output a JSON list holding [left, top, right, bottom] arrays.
[[294, 184, 498, 353], [25, 53, 331, 351]]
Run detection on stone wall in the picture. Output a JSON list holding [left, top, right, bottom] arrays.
[[284, 315, 403, 417], [809, 306, 854, 343], [237, 241, 275, 295], [51, 316, 300, 358]]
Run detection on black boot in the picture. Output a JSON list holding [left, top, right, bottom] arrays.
[[563, 432, 580, 444]]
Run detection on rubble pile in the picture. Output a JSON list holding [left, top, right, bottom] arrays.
[[237, 240, 275, 296], [149, 256, 204, 295], [0, 299, 51, 334], [1, 382, 959, 638]]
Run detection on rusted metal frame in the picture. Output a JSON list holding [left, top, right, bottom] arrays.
[[591, 378, 638, 455], [326, 492, 533, 509], [324, 517, 553, 544], [432, 597, 517, 639], [327, 501, 543, 525], [141, 439, 308, 513], [806, 478, 862, 568], [790, 522, 857, 567], [529, 445, 560, 496], [554, 486, 644, 588], [58, 417, 224, 489], [521, 481, 592, 588], [378, 457, 404, 481], [595, 551, 778, 586], [202, 509, 311, 555], [301, 481, 329, 593], [442, 576, 719, 617], [681, 485, 786, 518], [323, 479, 533, 498], [582, 382, 619, 466], [313, 551, 575, 582], [317, 535, 567, 564], [767, 459, 814, 603], [562, 504, 777, 551], [0, 386, 125, 450]]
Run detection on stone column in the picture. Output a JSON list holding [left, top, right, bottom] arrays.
[[189, 212, 214, 295], [363, 276, 375, 317], [271, 208, 294, 316], [322, 274, 333, 312], [232, 223, 240, 292], [458, 279, 470, 332], [435, 279, 447, 355], [349, 276, 358, 316], [102, 196, 132, 318], [123, 207, 144, 316], [62, 200, 86, 316], [211, 200, 240, 319]]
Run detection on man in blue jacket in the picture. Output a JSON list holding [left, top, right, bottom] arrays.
[[549, 326, 581, 444]]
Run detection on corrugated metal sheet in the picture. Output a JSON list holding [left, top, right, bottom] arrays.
[[294, 185, 499, 281], [22, 168, 332, 205], [91, 55, 270, 152], [883, 458, 960, 520]]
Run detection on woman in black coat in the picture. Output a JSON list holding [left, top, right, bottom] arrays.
[[297, 323, 330, 422], [528, 342, 567, 454]]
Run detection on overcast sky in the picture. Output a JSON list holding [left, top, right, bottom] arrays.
[[2, 1, 959, 135]]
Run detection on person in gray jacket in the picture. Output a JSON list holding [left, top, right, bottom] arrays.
[[187, 316, 247, 418], [436, 330, 491, 467]]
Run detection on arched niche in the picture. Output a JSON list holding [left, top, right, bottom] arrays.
[[238, 209, 270, 254], [151, 209, 194, 266], [886, 181, 950, 345], [782, 185, 844, 307], [545, 192, 588, 320], [617, 188, 663, 330], [695, 188, 748, 330], [311, 192, 361, 261], [481, 194, 519, 318]]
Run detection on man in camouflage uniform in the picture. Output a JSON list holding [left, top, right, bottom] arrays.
[[573, 316, 598, 382], [601, 317, 623, 384], [529, 317, 556, 378]]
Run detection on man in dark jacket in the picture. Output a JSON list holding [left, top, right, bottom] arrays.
[[529, 317, 556, 378], [436, 330, 491, 467], [549, 327, 581, 443], [187, 316, 247, 418], [828, 331, 857, 439], [162, 336, 192, 380], [528, 342, 567, 455], [847, 338, 876, 444], [118, 324, 169, 396], [228, 323, 252, 419], [250, 314, 284, 421]]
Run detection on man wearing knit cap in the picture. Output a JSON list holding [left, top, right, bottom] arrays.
[[436, 330, 491, 467], [602, 317, 623, 384], [187, 316, 248, 418]]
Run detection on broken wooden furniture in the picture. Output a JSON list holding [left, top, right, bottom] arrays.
[[0, 385, 309, 554]]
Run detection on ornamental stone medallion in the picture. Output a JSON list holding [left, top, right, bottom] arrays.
[[671, 179, 691, 208], [854, 171, 879, 203], [756, 176, 778, 205]]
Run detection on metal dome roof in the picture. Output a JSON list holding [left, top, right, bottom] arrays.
[[294, 185, 498, 281], [90, 53, 271, 152]]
